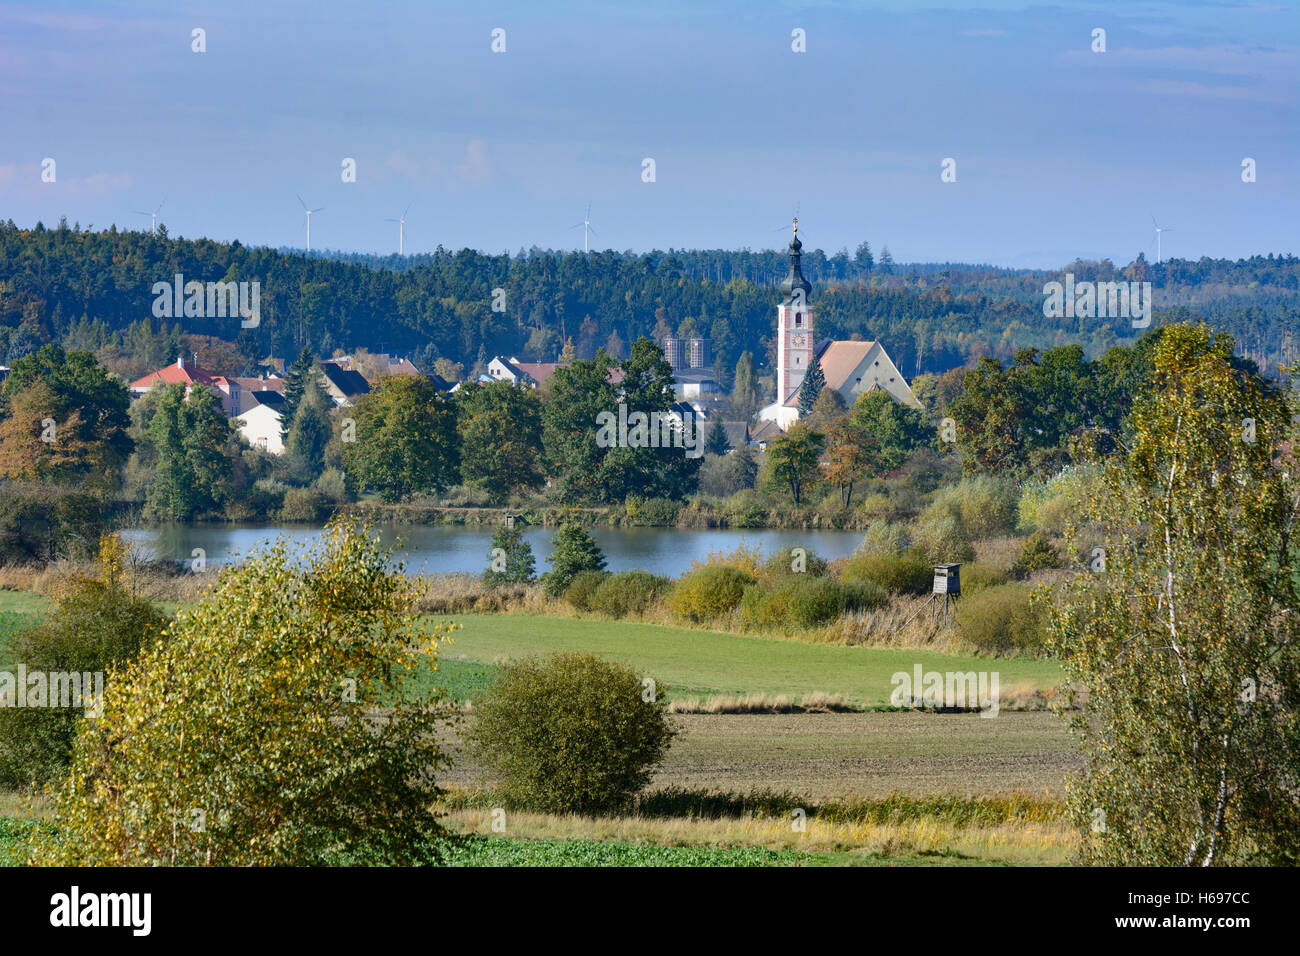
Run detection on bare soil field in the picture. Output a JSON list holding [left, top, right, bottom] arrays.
[[442, 710, 1079, 800]]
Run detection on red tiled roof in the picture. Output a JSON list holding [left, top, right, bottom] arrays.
[[130, 361, 221, 390]]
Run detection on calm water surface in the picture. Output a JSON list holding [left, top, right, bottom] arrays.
[[123, 524, 868, 577]]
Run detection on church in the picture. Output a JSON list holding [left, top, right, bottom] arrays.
[[756, 221, 920, 435]]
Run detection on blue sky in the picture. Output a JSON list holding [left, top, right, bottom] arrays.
[[1, 0, 1295, 267]]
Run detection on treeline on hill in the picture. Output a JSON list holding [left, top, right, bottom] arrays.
[[2, 219, 1298, 389]]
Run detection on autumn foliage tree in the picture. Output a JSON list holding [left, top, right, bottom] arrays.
[[1048, 324, 1300, 866], [0, 345, 132, 491], [31, 518, 458, 866]]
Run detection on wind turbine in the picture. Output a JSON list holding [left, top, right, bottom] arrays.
[[133, 198, 166, 234], [1151, 215, 1172, 264], [385, 203, 412, 255], [569, 203, 597, 252], [298, 195, 325, 253]]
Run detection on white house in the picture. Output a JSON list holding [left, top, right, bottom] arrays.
[[235, 403, 284, 454]]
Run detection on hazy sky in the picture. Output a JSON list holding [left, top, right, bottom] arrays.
[[1, 0, 1296, 267]]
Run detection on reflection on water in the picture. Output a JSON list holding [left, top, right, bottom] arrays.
[[123, 524, 868, 578]]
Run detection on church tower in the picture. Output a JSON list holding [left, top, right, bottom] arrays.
[[776, 218, 814, 405]]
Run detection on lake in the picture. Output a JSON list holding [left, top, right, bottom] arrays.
[[122, 524, 870, 577]]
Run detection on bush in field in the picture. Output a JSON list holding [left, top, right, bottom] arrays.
[[1011, 532, 1062, 579], [669, 564, 754, 621], [781, 576, 846, 626], [840, 549, 933, 595], [542, 523, 606, 597], [960, 561, 1011, 595], [858, 519, 911, 556], [564, 570, 609, 611], [468, 653, 675, 814], [930, 477, 1019, 539], [29, 519, 457, 866], [590, 570, 670, 618], [482, 525, 536, 587], [955, 583, 1046, 653], [0, 536, 167, 788], [911, 511, 976, 564]]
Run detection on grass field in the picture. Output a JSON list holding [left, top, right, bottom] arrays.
[[0, 588, 1080, 865], [427, 614, 1064, 708]]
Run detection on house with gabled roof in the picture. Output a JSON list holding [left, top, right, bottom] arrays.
[[758, 221, 919, 431], [317, 361, 370, 407], [129, 356, 246, 416]]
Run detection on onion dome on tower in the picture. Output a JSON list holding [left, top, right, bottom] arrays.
[[779, 218, 813, 303]]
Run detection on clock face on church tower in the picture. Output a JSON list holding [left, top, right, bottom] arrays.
[[791, 333, 808, 347]]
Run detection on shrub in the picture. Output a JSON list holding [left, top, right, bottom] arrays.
[[669, 564, 754, 621], [542, 523, 606, 597], [0, 538, 168, 788], [740, 584, 776, 628], [689, 543, 764, 580], [858, 519, 911, 556], [468, 652, 676, 814], [312, 467, 351, 505], [278, 486, 328, 523], [955, 583, 1047, 654], [781, 576, 847, 627], [912, 512, 976, 564], [930, 477, 1019, 539], [742, 576, 887, 630], [625, 497, 680, 527], [960, 561, 1011, 595], [722, 490, 767, 528], [1011, 532, 1062, 579], [840, 579, 889, 612], [759, 547, 829, 585], [30, 518, 457, 865], [857, 492, 893, 520], [840, 549, 933, 595], [246, 477, 288, 518], [564, 569, 609, 611], [1017, 466, 1101, 535], [590, 570, 670, 618]]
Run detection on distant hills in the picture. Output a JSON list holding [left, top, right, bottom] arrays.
[[2, 218, 1296, 383]]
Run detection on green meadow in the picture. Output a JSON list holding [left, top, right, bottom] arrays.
[[426, 613, 1063, 707]]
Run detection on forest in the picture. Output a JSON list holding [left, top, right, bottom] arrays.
[[2, 218, 1297, 390]]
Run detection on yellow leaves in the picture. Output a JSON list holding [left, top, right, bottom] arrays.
[[31, 515, 455, 866]]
